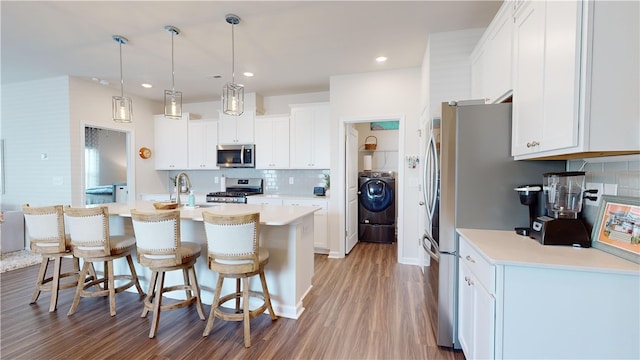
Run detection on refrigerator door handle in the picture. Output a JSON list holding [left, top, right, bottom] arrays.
[[422, 232, 440, 262], [423, 133, 439, 221]]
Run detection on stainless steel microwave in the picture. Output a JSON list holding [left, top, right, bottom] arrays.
[[216, 144, 255, 168]]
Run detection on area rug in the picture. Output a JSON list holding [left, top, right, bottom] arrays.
[[0, 250, 42, 273]]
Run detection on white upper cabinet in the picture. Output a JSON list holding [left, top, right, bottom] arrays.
[[218, 93, 264, 145], [188, 120, 218, 169], [255, 114, 290, 169], [512, 0, 581, 157], [512, 0, 639, 159], [485, 4, 513, 103], [218, 110, 255, 144], [154, 113, 190, 170], [471, 1, 513, 104], [290, 103, 330, 169]]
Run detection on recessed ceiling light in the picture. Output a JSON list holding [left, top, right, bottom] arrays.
[[141, 83, 153, 88], [243, 72, 254, 77], [376, 56, 388, 63], [99, 79, 110, 86]]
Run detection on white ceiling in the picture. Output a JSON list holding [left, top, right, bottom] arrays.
[[1, 1, 501, 103]]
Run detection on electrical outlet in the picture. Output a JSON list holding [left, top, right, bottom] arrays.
[[214, 177, 219, 184], [289, 177, 294, 185], [585, 182, 603, 207], [604, 183, 618, 196]]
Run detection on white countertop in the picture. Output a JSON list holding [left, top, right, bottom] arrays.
[[103, 201, 318, 226], [457, 228, 640, 275]]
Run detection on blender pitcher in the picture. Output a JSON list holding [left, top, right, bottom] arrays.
[[544, 171, 586, 219]]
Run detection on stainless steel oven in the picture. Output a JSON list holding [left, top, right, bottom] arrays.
[[216, 144, 255, 168], [206, 178, 263, 204]]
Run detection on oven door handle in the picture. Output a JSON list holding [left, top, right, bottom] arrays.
[[422, 232, 439, 263]]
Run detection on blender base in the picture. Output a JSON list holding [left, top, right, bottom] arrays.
[[531, 216, 591, 247]]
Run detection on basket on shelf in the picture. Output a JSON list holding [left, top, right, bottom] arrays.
[[364, 136, 377, 150]]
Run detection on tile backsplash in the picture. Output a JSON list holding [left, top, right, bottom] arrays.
[[167, 169, 330, 197], [568, 156, 640, 228]]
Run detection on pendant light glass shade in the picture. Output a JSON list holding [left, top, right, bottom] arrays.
[[164, 26, 182, 119], [222, 82, 244, 116], [112, 35, 132, 123], [222, 14, 244, 116]]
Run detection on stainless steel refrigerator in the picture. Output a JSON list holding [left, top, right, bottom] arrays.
[[421, 101, 565, 348]]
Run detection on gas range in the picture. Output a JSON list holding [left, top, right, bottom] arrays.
[[206, 178, 263, 204]]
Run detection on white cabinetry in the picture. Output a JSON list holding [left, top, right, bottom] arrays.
[[245, 197, 283, 206], [290, 103, 330, 169], [458, 231, 640, 359], [282, 199, 328, 251], [512, 1, 639, 159], [512, 0, 581, 157], [188, 120, 218, 169], [255, 114, 290, 169], [471, 1, 513, 103], [154, 113, 190, 170], [218, 111, 255, 144], [458, 238, 495, 360]]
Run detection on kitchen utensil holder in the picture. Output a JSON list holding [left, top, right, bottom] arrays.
[[364, 136, 377, 150]]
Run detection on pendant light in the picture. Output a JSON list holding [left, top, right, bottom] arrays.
[[222, 14, 244, 116], [164, 25, 182, 119], [112, 35, 132, 123]]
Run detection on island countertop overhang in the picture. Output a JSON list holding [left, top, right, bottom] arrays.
[[104, 201, 319, 226]]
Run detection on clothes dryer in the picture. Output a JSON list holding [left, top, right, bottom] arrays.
[[358, 171, 396, 243]]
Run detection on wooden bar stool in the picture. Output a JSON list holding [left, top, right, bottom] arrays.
[[130, 209, 205, 338], [64, 206, 144, 317], [22, 204, 80, 312], [202, 211, 277, 348]]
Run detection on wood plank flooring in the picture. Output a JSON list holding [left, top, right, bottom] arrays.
[[0, 242, 465, 360]]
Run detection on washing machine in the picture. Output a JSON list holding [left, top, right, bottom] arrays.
[[358, 171, 396, 243]]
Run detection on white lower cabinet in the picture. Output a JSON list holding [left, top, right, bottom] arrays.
[[245, 197, 283, 206], [458, 232, 640, 359], [458, 238, 495, 360], [282, 199, 328, 251]]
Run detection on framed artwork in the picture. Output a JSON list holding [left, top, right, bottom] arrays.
[[592, 195, 640, 264]]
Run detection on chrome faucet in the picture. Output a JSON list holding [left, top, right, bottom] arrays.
[[174, 172, 192, 206]]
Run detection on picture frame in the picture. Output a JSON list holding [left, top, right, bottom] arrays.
[[591, 195, 640, 264]]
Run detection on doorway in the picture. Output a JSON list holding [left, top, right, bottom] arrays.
[[339, 115, 404, 260], [82, 125, 133, 205]]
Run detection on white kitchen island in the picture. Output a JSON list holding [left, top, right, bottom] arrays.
[[457, 228, 640, 360], [104, 201, 318, 320]]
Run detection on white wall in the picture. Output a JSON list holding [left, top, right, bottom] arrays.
[[0, 76, 163, 210], [183, 91, 329, 119], [429, 28, 484, 118], [330, 68, 421, 264], [1, 76, 72, 209]]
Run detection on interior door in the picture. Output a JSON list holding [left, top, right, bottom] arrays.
[[345, 124, 359, 254]]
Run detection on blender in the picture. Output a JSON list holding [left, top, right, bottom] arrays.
[[530, 171, 592, 247]]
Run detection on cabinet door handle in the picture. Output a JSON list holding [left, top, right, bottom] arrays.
[[526, 141, 540, 148], [465, 255, 475, 263]]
